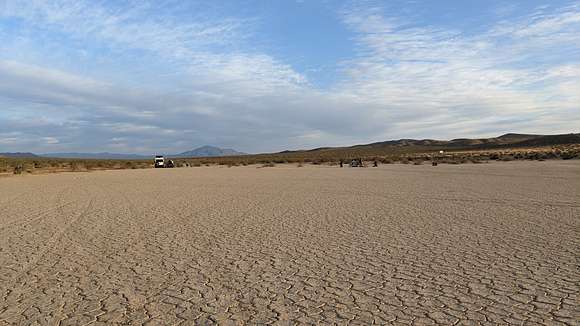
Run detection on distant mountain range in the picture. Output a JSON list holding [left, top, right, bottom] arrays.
[[0, 152, 39, 158], [1, 134, 578, 159], [39, 146, 245, 159], [0, 146, 245, 159], [38, 152, 150, 159], [346, 133, 567, 150]]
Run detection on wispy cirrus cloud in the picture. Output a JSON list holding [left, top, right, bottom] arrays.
[[1, 0, 245, 54], [334, 1, 580, 138], [0, 0, 306, 93]]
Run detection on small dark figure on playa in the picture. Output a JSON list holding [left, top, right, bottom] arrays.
[[373, 160, 378, 167], [340, 160, 343, 168]]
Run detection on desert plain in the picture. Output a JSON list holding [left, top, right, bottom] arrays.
[[0, 161, 578, 325]]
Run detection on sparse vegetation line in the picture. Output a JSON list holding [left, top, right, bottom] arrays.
[[1, 144, 578, 177]]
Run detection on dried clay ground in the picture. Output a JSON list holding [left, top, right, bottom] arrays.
[[0, 161, 578, 325]]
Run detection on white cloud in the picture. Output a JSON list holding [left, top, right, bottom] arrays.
[[42, 137, 59, 144], [1, 0, 245, 55], [0, 0, 306, 96], [334, 2, 580, 139], [0, 137, 18, 145]]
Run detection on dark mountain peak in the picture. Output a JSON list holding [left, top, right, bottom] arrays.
[[174, 146, 245, 158], [195, 145, 219, 151]]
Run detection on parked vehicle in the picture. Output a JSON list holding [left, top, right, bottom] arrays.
[[350, 159, 364, 167], [154, 155, 165, 168]]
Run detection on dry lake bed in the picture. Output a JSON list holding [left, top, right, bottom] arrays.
[[0, 161, 578, 325]]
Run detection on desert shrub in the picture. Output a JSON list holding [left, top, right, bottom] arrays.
[[380, 158, 393, 164], [561, 152, 577, 160], [400, 158, 410, 164], [261, 162, 276, 168], [83, 162, 95, 170], [297, 162, 303, 167], [523, 153, 536, 160], [13, 165, 23, 174], [413, 160, 423, 165], [71, 162, 86, 171], [536, 153, 548, 160], [500, 156, 514, 162]]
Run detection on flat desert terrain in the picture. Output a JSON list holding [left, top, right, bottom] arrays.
[[0, 161, 578, 325]]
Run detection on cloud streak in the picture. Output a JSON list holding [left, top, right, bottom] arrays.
[[335, 1, 580, 138]]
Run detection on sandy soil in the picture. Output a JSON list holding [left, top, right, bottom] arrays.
[[0, 161, 578, 325]]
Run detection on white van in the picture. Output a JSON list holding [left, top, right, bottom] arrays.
[[154, 155, 165, 168]]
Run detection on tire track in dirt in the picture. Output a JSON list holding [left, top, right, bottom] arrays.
[[0, 185, 71, 233], [53, 177, 269, 324], [0, 185, 74, 289], [12, 198, 95, 280], [0, 183, 98, 324]]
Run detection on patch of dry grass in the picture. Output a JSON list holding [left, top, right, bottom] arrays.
[[0, 157, 151, 176]]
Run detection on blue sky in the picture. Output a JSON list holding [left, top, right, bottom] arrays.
[[0, 0, 579, 154]]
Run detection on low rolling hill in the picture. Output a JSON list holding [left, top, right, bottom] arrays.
[[187, 133, 580, 164], [279, 133, 579, 158]]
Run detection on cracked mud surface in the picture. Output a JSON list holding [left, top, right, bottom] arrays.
[[1, 161, 578, 325]]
